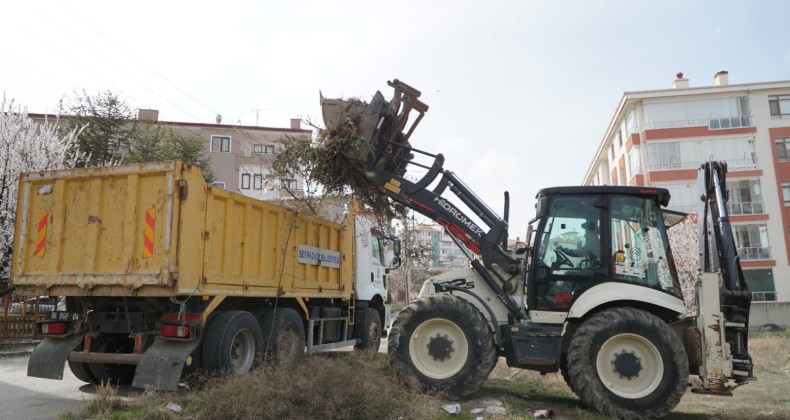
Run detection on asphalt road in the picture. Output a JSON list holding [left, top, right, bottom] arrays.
[[0, 354, 88, 420]]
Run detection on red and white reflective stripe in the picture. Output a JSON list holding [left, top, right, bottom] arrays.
[[35, 211, 48, 257], [143, 208, 155, 258]]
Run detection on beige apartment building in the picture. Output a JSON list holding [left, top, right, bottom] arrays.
[[143, 111, 313, 199], [584, 71, 790, 305]]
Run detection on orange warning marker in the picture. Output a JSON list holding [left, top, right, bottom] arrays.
[[143, 208, 155, 258], [34, 211, 48, 257]]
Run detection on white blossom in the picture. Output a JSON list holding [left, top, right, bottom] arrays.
[[0, 97, 86, 279]]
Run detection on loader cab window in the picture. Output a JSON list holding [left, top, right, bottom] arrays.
[[610, 196, 682, 297], [532, 195, 605, 311]]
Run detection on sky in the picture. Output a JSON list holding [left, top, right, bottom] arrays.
[[3, 0, 790, 238]]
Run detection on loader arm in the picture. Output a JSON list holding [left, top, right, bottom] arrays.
[[321, 80, 522, 317]]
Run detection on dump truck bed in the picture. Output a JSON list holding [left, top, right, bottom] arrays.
[[12, 161, 353, 298]]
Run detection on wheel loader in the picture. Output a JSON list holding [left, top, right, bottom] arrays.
[[320, 80, 755, 418]]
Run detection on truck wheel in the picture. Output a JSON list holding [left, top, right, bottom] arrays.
[[567, 307, 689, 419], [354, 308, 382, 351], [202, 311, 264, 374], [388, 295, 496, 399], [260, 308, 305, 365], [68, 361, 97, 384], [68, 342, 101, 384], [85, 338, 136, 385]]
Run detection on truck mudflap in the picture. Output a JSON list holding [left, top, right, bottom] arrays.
[[132, 337, 200, 391], [27, 334, 84, 380]]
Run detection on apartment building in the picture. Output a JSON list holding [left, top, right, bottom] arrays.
[[413, 223, 470, 268], [583, 71, 790, 304], [145, 111, 313, 200]]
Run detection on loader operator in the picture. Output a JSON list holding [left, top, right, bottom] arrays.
[[556, 220, 601, 267]]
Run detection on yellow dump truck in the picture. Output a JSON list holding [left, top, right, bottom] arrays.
[[12, 161, 400, 390]]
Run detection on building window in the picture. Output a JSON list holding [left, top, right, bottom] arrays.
[[212, 182, 226, 189], [610, 143, 615, 160], [241, 174, 251, 189], [744, 269, 777, 302], [253, 174, 263, 190], [253, 144, 263, 154], [783, 182, 790, 206], [775, 138, 790, 162], [726, 179, 763, 215], [284, 178, 298, 190], [733, 224, 770, 260], [769, 95, 790, 119], [211, 136, 231, 153], [265, 145, 275, 154]]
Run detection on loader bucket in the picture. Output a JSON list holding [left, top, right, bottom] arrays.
[[319, 79, 429, 177]]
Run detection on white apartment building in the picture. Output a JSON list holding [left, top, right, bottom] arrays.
[[414, 223, 470, 268], [584, 71, 790, 304]]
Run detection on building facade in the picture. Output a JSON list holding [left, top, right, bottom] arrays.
[[158, 113, 312, 200], [583, 72, 790, 303], [413, 223, 470, 268]]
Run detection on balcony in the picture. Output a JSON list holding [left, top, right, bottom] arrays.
[[642, 115, 752, 131], [708, 116, 752, 130], [728, 201, 764, 215], [752, 291, 777, 302], [646, 157, 758, 172], [738, 246, 771, 260]]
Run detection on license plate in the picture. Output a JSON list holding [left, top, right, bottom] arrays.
[[48, 311, 83, 321]]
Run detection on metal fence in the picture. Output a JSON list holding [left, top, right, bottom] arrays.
[[0, 315, 42, 340]]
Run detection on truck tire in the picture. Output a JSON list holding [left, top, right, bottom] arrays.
[[68, 360, 100, 384], [202, 310, 263, 374], [68, 342, 101, 384], [560, 354, 573, 392], [567, 307, 689, 419], [388, 295, 496, 399], [260, 308, 305, 365], [85, 338, 136, 385], [354, 308, 382, 351]]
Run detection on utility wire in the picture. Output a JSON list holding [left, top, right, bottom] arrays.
[[31, 6, 204, 123], [54, 0, 221, 120]]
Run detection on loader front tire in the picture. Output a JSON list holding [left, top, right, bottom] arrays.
[[567, 307, 689, 419], [388, 295, 496, 399]]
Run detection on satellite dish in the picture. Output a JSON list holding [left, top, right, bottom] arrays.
[[215, 114, 222, 124]]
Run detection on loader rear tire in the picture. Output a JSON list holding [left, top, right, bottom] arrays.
[[567, 307, 689, 419], [202, 311, 263, 374], [354, 308, 382, 351], [388, 295, 496, 399], [260, 308, 305, 365]]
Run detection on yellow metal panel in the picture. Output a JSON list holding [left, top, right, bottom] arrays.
[[12, 161, 356, 301]]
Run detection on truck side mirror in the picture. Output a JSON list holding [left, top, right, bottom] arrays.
[[390, 256, 402, 270], [392, 238, 402, 257]]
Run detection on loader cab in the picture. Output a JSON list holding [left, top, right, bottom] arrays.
[[526, 186, 683, 312]]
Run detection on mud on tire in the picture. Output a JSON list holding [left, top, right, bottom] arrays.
[[567, 307, 689, 419], [388, 294, 496, 399]]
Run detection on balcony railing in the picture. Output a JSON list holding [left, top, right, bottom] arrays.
[[738, 246, 771, 260], [709, 116, 752, 130], [728, 201, 764, 215], [646, 158, 758, 172], [642, 115, 752, 131], [752, 291, 777, 302]]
